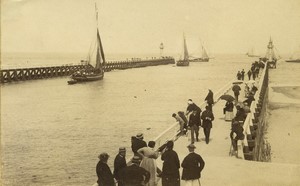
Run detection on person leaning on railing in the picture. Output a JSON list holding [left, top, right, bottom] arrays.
[[230, 121, 245, 157]]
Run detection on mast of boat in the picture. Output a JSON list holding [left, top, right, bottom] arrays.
[[202, 45, 209, 59], [94, 2, 105, 71], [183, 34, 189, 61]]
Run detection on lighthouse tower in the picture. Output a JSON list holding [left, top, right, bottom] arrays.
[[265, 38, 276, 61], [160, 42, 164, 57]]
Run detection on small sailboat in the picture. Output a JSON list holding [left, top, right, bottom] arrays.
[[190, 45, 210, 62], [286, 46, 300, 63], [176, 35, 189, 66], [246, 47, 260, 57], [68, 3, 105, 84]]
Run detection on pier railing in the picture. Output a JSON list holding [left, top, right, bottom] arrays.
[[0, 57, 175, 83], [152, 78, 236, 152], [240, 63, 269, 160]]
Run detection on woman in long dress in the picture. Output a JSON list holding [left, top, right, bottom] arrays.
[[137, 141, 159, 186]]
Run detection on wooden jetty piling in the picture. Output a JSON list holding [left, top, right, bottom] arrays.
[[0, 57, 175, 83]]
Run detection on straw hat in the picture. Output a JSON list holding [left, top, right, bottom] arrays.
[[136, 133, 144, 140]]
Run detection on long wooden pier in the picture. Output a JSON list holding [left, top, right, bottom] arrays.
[[0, 57, 175, 83]]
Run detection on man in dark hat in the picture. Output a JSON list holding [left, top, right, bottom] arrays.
[[96, 152, 115, 186], [114, 147, 127, 186], [201, 105, 215, 144], [186, 99, 202, 117], [181, 144, 205, 186], [119, 156, 150, 186], [161, 141, 180, 186], [131, 133, 147, 158]]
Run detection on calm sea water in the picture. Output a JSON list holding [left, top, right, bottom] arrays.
[[1, 53, 251, 186]]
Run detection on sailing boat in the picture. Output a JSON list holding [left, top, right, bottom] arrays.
[[68, 4, 105, 84], [176, 35, 189, 66], [190, 45, 210, 62], [246, 47, 260, 57], [286, 46, 300, 63]]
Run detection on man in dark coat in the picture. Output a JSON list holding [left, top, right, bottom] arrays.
[[131, 133, 147, 159], [189, 110, 201, 143], [247, 69, 252, 80], [119, 156, 150, 186], [235, 105, 246, 122], [96, 152, 115, 186], [204, 89, 214, 112], [186, 99, 202, 130], [241, 69, 245, 80], [186, 99, 202, 117], [114, 147, 127, 186], [236, 71, 242, 80], [230, 121, 245, 156], [161, 141, 180, 186], [232, 85, 241, 102], [201, 106, 215, 144], [181, 144, 205, 186]]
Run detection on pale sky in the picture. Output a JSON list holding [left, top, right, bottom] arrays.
[[1, 0, 300, 56]]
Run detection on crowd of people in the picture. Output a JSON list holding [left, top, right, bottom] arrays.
[[172, 89, 215, 145], [227, 61, 264, 156], [96, 89, 215, 186], [96, 135, 205, 186], [237, 60, 264, 81], [95, 61, 264, 185]]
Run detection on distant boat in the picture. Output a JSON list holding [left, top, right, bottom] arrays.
[[286, 47, 300, 63], [246, 47, 260, 57], [190, 45, 210, 62], [176, 35, 189, 66], [68, 3, 105, 84], [286, 59, 300, 63]]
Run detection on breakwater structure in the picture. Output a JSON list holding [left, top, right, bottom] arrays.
[[241, 62, 271, 161], [0, 57, 174, 83]]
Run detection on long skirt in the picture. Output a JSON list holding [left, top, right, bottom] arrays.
[[225, 111, 234, 121], [184, 179, 201, 186], [140, 157, 157, 186]]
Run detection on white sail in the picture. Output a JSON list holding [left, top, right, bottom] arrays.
[[183, 36, 189, 61], [202, 46, 209, 59]]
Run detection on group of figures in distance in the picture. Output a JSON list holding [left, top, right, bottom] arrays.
[[246, 38, 281, 69], [68, 3, 105, 85], [176, 34, 210, 67]]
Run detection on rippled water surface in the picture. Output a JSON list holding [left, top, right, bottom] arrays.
[[1, 53, 251, 185]]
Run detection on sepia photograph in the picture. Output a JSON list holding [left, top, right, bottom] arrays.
[[1, 0, 300, 185]]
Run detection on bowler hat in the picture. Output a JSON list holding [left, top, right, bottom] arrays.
[[187, 144, 196, 149], [119, 147, 126, 152], [132, 156, 141, 164]]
